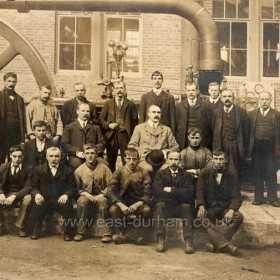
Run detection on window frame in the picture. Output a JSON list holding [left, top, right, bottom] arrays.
[[103, 13, 143, 77], [56, 12, 95, 75], [215, 19, 249, 79], [261, 20, 280, 80]]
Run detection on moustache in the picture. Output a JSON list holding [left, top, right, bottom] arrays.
[[154, 116, 160, 119]]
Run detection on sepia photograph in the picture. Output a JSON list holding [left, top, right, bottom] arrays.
[[0, 0, 279, 279]]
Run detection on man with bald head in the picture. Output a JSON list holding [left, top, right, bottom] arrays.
[[212, 89, 248, 173], [128, 105, 179, 172], [247, 91, 280, 207], [61, 103, 106, 170], [61, 82, 98, 126]]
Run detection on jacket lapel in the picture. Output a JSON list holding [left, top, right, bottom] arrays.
[[143, 122, 164, 136], [234, 106, 241, 133]]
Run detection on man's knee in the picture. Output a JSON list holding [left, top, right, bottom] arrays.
[[154, 202, 166, 212], [77, 196, 91, 207], [140, 205, 151, 217], [22, 195, 32, 206], [138, 160, 153, 172], [234, 211, 244, 224], [109, 205, 119, 217]]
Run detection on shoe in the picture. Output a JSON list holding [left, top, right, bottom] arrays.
[[156, 235, 165, 253], [269, 201, 280, 207], [205, 242, 215, 252], [64, 234, 72, 242], [18, 229, 28, 238], [136, 237, 144, 245], [252, 200, 263, 206], [225, 243, 239, 256], [185, 240, 195, 254], [112, 234, 128, 245], [74, 233, 84, 242], [101, 236, 112, 243], [31, 232, 41, 240]]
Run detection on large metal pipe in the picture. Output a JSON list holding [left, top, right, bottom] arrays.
[[0, 0, 222, 71]]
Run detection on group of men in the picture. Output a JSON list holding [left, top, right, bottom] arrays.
[[0, 70, 279, 257]]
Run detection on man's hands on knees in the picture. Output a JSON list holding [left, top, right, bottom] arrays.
[[58, 194, 68, 205], [197, 205, 207, 219], [163, 187, 171, 192], [116, 202, 129, 215], [81, 192, 95, 203], [0, 194, 6, 205], [35, 194, 44, 205], [128, 201, 144, 214], [5, 195, 16, 205], [223, 209, 234, 224], [93, 194, 107, 204]]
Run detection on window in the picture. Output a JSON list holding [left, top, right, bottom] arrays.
[[261, 1, 280, 77], [213, 0, 249, 19], [58, 15, 92, 71], [214, 0, 249, 77], [105, 14, 141, 74]]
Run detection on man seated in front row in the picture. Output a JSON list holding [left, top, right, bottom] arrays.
[[180, 127, 212, 180], [0, 145, 32, 237], [196, 150, 244, 256], [107, 148, 151, 245], [30, 147, 77, 241], [128, 105, 179, 172], [74, 144, 113, 243], [153, 151, 195, 254], [24, 120, 57, 168], [61, 103, 106, 170]]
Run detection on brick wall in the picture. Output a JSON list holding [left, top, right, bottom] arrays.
[[0, 9, 182, 102]]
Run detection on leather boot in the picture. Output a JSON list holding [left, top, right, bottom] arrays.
[[185, 239, 195, 254], [156, 235, 165, 253]]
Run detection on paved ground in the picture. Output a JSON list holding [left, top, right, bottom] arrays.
[[0, 235, 279, 280]]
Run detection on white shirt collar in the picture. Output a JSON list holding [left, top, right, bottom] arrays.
[[11, 163, 22, 170], [148, 119, 159, 129], [170, 168, 179, 174], [188, 97, 197, 106], [224, 104, 234, 113], [77, 118, 88, 127], [115, 97, 124, 106], [260, 107, 271, 117], [209, 97, 219, 104], [152, 88, 163, 96]]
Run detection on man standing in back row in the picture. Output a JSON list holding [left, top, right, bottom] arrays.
[[138, 71, 176, 136], [0, 72, 26, 164]]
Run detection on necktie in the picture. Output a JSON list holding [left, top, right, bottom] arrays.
[[13, 165, 19, 175], [225, 108, 229, 114], [117, 99, 122, 109], [83, 122, 87, 129]]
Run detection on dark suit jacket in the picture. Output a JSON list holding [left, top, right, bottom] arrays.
[[60, 98, 98, 126], [0, 162, 31, 200], [23, 138, 57, 168], [0, 88, 26, 141], [153, 167, 195, 206], [61, 120, 105, 157], [138, 90, 176, 135], [212, 105, 248, 159], [176, 96, 204, 150], [107, 166, 151, 205], [30, 163, 76, 200], [196, 167, 242, 212], [200, 99, 224, 149], [247, 108, 280, 157], [99, 97, 138, 141]]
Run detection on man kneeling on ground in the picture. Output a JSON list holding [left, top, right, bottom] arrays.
[[74, 143, 113, 242], [153, 151, 195, 254], [107, 148, 151, 245]]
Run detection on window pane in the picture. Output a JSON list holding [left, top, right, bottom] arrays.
[[225, 0, 237, 18], [238, 0, 249, 18], [107, 18, 122, 41], [213, 0, 225, 18], [263, 23, 279, 50], [217, 22, 230, 48], [123, 47, 139, 72], [76, 45, 91, 70], [263, 51, 279, 77], [222, 60, 230, 76], [231, 50, 247, 76], [232, 22, 247, 48], [261, 0, 273, 19], [76, 17, 91, 44], [59, 44, 74, 70], [60, 17, 75, 43]]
